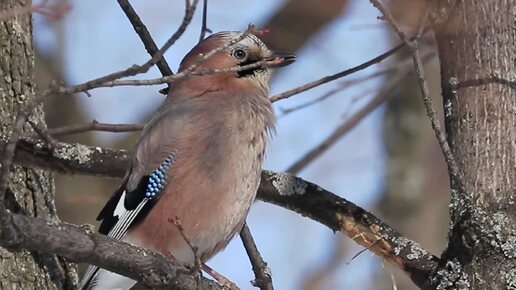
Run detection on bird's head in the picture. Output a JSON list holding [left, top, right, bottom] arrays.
[[173, 31, 296, 96]]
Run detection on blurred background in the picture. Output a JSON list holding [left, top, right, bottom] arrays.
[[34, 0, 450, 289]]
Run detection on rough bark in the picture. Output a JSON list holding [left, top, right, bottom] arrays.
[[0, 0, 77, 289], [431, 0, 516, 289]]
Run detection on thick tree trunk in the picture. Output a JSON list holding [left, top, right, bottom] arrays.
[[0, 1, 77, 289], [431, 0, 516, 289]]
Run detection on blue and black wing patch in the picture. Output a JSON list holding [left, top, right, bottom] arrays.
[[80, 152, 177, 290], [96, 152, 176, 236], [144, 154, 175, 198]]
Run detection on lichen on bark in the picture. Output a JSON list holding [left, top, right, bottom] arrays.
[[431, 0, 516, 288]]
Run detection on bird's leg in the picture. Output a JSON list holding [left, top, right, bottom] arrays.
[[201, 263, 240, 290]]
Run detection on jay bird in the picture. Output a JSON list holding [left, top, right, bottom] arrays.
[[79, 31, 295, 290]]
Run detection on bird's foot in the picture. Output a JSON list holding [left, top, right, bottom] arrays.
[[202, 263, 240, 290]]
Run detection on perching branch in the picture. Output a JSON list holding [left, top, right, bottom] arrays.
[[0, 209, 224, 290], [8, 137, 440, 289]]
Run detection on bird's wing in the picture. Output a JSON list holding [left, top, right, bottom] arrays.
[[98, 103, 193, 236], [79, 102, 195, 290]]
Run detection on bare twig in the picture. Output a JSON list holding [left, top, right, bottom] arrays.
[[27, 121, 144, 137], [345, 238, 381, 265], [286, 70, 410, 174], [27, 120, 58, 148], [269, 42, 406, 103], [279, 89, 369, 119], [279, 54, 433, 117], [98, 56, 284, 88], [147, 0, 199, 75], [7, 138, 439, 289], [240, 223, 274, 290], [169, 217, 239, 289], [117, 0, 174, 78], [168, 216, 200, 271], [369, 0, 466, 192], [185, 24, 255, 72], [198, 0, 211, 42]]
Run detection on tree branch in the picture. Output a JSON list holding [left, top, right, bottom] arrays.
[[269, 42, 406, 103], [198, 0, 211, 41], [258, 171, 438, 289], [0, 210, 224, 290], [8, 137, 440, 289], [117, 0, 175, 78], [240, 223, 274, 290], [25, 121, 144, 138]]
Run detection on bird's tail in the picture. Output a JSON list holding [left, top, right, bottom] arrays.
[[78, 265, 99, 290], [79, 266, 137, 290]]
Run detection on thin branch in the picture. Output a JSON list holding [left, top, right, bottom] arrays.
[[185, 25, 255, 72], [240, 223, 274, 290], [60, 0, 199, 96], [278, 53, 433, 117], [117, 0, 174, 78], [279, 89, 369, 119], [98, 56, 284, 88], [269, 42, 406, 103], [198, 0, 211, 42], [26, 121, 144, 137], [8, 138, 439, 289], [50, 24, 257, 93], [27, 120, 58, 148], [369, 0, 466, 193], [285, 70, 410, 174]]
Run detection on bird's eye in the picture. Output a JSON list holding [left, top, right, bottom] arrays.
[[233, 49, 247, 60]]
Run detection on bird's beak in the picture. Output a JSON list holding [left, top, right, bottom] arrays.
[[266, 52, 296, 67]]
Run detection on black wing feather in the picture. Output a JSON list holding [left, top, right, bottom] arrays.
[[97, 174, 158, 235]]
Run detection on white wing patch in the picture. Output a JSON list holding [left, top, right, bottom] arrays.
[[79, 191, 150, 290], [113, 191, 127, 217], [107, 196, 149, 240]]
